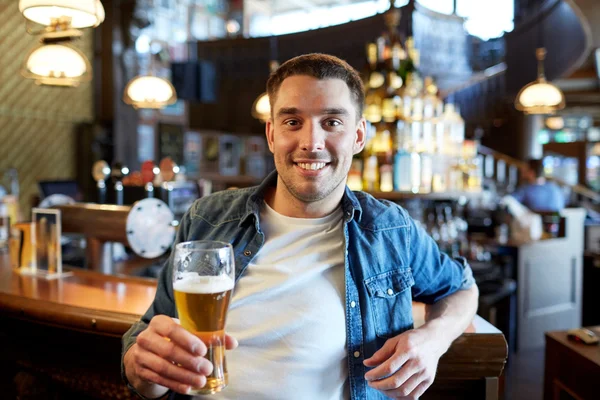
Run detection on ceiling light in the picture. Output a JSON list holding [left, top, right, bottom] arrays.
[[251, 93, 270, 123], [515, 48, 565, 114], [252, 61, 279, 123], [19, 0, 105, 29], [123, 76, 177, 109], [22, 44, 91, 87]]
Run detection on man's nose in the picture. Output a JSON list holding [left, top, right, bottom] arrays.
[[299, 121, 325, 152]]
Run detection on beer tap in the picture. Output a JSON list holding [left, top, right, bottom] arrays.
[[111, 162, 129, 205], [141, 160, 157, 199], [91, 161, 111, 204]]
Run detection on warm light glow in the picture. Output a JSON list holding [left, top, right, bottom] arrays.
[[515, 81, 565, 114], [545, 116, 565, 130], [515, 48, 565, 114], [19, 0, 105, 29], [252, 92, 271, 122], [123, 76, 177, 109], [23, 44, 89, 86]]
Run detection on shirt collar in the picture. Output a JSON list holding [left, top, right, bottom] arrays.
[[239, 170, 363, 227]]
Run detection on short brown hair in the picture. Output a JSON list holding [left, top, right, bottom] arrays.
[[266, 53, 364, 120], [527, 158, 544, 178]]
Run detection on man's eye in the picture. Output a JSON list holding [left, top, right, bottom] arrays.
[[285, 120, 300, 126], [325, 120, 342, 127]]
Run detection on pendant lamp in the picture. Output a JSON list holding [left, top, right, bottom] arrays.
[[22, 43, 91, 87], [515, 48, 565, 115], [252, 61, 279, 123], [123, 75, 177, 109], [19, 0, 105, 29]]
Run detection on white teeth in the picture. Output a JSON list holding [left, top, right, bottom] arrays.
[[297, 162, 326, 170]]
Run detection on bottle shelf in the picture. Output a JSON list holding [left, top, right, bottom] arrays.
[[364, 190, 481, 201], [190, 172, 263, 186]]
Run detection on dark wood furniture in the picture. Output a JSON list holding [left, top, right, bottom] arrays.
[[57, 203, 132, 273], [0, 254, 507, 399], [544, 326, 600, 400]]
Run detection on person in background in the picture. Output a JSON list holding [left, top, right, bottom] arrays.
[[512, 158, 566, 212], [121, 53, 478, 400]]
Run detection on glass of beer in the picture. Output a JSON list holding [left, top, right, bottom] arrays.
[[172, 240, 235, 394]]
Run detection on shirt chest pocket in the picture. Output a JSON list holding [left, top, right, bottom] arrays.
[[365, 269, 415, 339]]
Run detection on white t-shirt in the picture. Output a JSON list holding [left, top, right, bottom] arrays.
[[207, 202, 348, 400]]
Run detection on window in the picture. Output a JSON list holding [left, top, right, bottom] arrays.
[[248, 0, 513, 40], [457, 0, 514, 40], [416, 0, 454, 15]]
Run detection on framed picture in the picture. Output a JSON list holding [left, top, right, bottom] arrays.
[[184, 131, 202, 176], [219, 135, 241, 176], [158, 123, 185, 166], [244, 137, 267, 179], [245, 136, 266, 156]]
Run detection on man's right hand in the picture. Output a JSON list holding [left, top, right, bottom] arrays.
[[124, 315, 238, 398]]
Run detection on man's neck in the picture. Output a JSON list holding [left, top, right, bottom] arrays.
[[264, 178, 344, 219], [535, 177, 546, 185]]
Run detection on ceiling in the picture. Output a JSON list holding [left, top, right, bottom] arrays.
[[245, 0, 361, 15]]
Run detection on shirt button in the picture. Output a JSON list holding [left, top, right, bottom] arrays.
[[353, 351, 360, 358], [350, 301, 356, 308], [387, 288, 394, 295], [244, 250, 252, 256]]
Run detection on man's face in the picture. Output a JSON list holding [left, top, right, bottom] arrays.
[[266, 75, 366, 204]]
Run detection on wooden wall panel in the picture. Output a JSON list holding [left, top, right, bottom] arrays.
[[0, 0, 94, 216]]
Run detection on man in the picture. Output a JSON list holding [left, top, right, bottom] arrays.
[[512, 158, 566, 212], [122, 53, 478, 400]]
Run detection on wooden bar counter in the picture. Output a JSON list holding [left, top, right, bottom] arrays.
[[0, 254, 507, 399]]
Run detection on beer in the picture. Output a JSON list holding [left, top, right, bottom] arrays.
[[174, 273, 234, 394]]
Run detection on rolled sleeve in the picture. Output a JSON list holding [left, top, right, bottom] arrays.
[[454, 256, 476, 290], [407, 214, 476, 304]]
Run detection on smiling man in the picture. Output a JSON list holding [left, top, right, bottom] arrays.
[[122, 53, 478, 400]]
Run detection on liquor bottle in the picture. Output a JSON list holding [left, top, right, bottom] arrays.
[[398, 37, 419, 84], [419, 120, 433, 194], [348, 154, 363, 191], [393, 121, 412, 192], [374, 129, 394, 192], [364, 42, 385, 90], [423, 77, 440, 120], [364, 87, 383, 124], [362, 124, 379, 191]]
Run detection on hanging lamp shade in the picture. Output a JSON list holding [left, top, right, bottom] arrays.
[[22, 44, 90, 86], [19, 0, 105, 29], [252, 61, 279, 123], [123, 76, 177, 109], [515, 48, 565, 115], [251, 93, 271, 123]]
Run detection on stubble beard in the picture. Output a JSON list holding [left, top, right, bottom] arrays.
[[277, 158, 348, 203]]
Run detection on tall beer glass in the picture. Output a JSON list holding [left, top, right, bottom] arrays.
[[173, 240, 235, 394]]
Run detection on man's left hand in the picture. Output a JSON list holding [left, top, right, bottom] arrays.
[[363, 327, 448, 399]]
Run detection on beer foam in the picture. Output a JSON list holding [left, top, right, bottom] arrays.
[[174, 272, 234, 294]]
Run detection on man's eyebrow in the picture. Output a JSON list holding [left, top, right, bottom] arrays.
[[275, 107, 351, 118], [322, 108, 350, 116], [276, 107, 300, 117]]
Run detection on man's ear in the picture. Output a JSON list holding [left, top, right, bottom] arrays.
[[353, 117, 367, 155], [266, 118, 275, 153]]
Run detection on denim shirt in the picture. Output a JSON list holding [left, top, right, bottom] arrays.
[[122, 171, 475, 400]]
